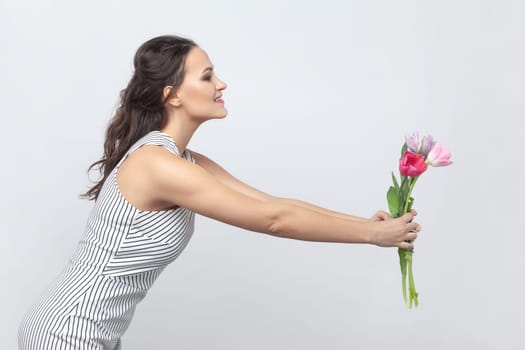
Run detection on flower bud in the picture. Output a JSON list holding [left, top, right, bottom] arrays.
[[399, 151, 428, 177], [426, 143, 453, 167]]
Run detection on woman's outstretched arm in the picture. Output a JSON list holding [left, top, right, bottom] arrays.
[[138, 146, 419, 250], [188, 150, 381, 223]]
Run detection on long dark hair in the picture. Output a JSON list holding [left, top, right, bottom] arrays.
[[82, 35, 197, 200]]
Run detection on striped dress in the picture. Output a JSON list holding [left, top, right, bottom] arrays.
[[18, 130, 196, 349]]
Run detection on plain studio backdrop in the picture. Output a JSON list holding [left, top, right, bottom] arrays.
[[1, 0, 524, 349]]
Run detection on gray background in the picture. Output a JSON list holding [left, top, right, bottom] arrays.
[[2, 0, 524, 349]]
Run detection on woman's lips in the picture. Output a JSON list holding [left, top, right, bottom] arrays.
[[215, 99, 224, 104]]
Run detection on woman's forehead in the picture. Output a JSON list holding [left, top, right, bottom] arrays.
[[185, 47, 213, 73]]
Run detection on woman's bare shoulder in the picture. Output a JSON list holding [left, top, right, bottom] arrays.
[[115, 144, 182, 210]]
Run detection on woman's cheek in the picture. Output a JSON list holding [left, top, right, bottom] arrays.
[[189, 97, 213, 117]]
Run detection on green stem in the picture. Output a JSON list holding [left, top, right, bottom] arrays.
[[399, 176, 407, 214], [398, 248, 408, 306], [403, 176, 419, 214], [407, 251, 418, 308], [400, 176, 420, 308]]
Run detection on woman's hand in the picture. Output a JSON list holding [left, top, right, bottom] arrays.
[[369, 210, 393, 222], [369, 209, 420, 250]]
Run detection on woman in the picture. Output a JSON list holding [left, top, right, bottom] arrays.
[[18, 35, 420, 349]]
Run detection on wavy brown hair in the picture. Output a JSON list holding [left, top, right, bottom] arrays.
[[82, 35, 197, 200]]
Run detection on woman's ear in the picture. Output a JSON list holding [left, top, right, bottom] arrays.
[[162, 86, 182, 107]]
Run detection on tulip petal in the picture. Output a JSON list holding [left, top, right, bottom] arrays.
[[420, 135, 435, 156], [405, 132, 420, 153], [427, 142, 453, 167]]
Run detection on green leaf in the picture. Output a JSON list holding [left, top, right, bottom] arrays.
[[400, 142, 408, 160], [391, 171, 400, 191], [401, 177, 410, 195], [387, 186, 400, 217]]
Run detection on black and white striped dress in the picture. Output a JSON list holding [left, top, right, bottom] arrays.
[[18, 130, 196, 349]]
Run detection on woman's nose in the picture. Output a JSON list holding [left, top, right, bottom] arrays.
[[216, 78, 227, 90]]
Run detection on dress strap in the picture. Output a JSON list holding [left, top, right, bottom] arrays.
[[115, 130, 194, 169]]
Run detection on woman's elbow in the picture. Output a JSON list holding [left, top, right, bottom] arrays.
[[265, 202, 292, 237]]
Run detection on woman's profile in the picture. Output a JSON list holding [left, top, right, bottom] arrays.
[[18, 34, 420, 350]]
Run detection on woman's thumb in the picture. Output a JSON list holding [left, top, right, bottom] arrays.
[[402, 210, 416, 222]]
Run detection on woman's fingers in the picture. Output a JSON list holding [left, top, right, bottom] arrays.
[[374, 208, 421, 248], [406, 230, 418, 241], [398, 210, 421, 232], [407, 221, 420, 232], [392, 216, 419, 249], [379, 210, 392, 219], [402, 210, 417, 223], [371, 210, 393, 222], [398, 226, 419, 249], [398, 240, 414, 250]]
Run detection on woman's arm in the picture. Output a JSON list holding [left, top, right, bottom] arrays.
[[188, 150, 371, 223], [141, 146, 418, 249]]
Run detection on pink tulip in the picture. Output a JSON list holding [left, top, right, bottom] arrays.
[[399, 151, 428, 177], [426, 142, 453, 167], [405, 131, 435, 156]]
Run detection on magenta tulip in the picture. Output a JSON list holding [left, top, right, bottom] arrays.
[[399, 151, 428, 177], [426, 143, 453, 167]]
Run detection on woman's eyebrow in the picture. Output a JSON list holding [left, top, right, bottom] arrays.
[[201, 66, 214, 73]]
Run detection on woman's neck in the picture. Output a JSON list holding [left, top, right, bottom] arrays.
[[161, 115, 202, 155]]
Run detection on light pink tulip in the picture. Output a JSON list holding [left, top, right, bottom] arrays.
[[426, 142, 453, 167]]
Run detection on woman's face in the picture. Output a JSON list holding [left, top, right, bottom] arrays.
[[170, 46, 228, 121]]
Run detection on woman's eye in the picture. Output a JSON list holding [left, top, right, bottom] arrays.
[[203, 75, 212, 81]]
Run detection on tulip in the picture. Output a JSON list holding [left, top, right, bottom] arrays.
[[405, 131, 435, 156], [388, 134, 453, 309], [420, 135, 435, 156], [405, 132, 420, 153], [399, 151, 428, 177], [426, 143, 453, 167]]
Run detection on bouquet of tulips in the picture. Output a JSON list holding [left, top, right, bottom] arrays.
[[387, 132, 453, 308]]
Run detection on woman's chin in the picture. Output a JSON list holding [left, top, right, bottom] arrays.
[[215, 109, 228, 119], [198, 111, 228, 122]]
